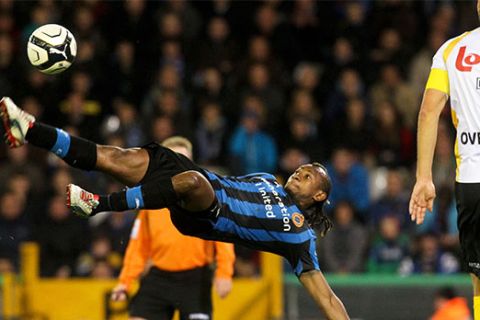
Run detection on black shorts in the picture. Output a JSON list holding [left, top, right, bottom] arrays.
[[140, 142, 205, 185], [140, 142, 217, 237], [129, 266, 213, 320], [456, 182, 480, 277]]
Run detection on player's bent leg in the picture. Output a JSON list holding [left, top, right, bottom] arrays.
[[67, 171, 216, 217]]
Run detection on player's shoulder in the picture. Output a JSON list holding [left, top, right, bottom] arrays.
[[438, 28, 478, 53]]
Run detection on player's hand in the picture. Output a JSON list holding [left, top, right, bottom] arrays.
[[110, 283, 128, 302], [214, 278, 232, 298], [409, 179, 436, 225]]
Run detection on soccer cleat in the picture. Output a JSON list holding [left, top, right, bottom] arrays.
[[66, 184, 100, 218], [0, 97, 35, 148]]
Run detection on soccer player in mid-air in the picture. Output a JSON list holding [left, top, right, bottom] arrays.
[[0, 97, 349, 320]]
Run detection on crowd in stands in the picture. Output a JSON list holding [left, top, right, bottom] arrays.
[[0, 0, 476, 278]]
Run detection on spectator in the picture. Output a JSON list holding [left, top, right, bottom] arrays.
[[108, 40, 143, 103], [103, 98, 146, 147], [196, 16, 236, 74], [195, 101, 228, 166], [0, 191, 29, 271], [325, 68, 365, 124], [240, 63, 285, 129], [35, 195, 89, 277], [370, 100, 414, 167], [93, 211, 136, 255], [399, 233, 459, 275], [0, 146, 46, 196], [320, 201, 367, 273], [330, 98, 372, 156], [193, 67, 228, 113], [370, 64, 418, 129], [367, 215, 409, 274], [369, 28, 411, 73], [150, 115, 175, 143], [326, 147, 370, 217], [283, 116, 324, 163], [370, 168, 411, 232], [76, 234, 122, 277], [229, 110, 278, 175], [409, 30, 447, 104]]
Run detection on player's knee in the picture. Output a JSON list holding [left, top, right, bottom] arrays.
[[183, 171, 208, 192]]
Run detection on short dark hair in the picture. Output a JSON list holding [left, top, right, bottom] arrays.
[[312, 162, 331, 196], [436, 287, 457, 300]]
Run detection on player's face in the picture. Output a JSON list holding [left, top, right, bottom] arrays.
[[285, 164, 327, 207]]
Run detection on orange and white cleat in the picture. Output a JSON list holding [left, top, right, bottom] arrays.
[[66, 184, 100, 218], [0, 97, 35, 148]]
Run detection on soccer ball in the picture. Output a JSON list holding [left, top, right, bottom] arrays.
[[27, 24, 77, 75]]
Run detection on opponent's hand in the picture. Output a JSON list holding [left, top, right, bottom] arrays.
[[110, 283, 128, 302], [409, 179, 436, 225], [214, 278, 232, 298]]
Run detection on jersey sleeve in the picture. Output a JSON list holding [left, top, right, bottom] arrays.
[[291, 238, 320, 277], [118, 210, 151, 289], [425, 38, 456, 94]]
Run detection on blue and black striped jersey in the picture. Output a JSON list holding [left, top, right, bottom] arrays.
[[204, 170, 320, 276]]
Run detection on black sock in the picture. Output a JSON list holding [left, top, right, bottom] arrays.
[[26, 122, 97, 171], [93, 193, 128, 214], [91, 178, 179, 214], [25, 122, 57, 149]]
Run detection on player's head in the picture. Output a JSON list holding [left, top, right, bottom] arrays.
[[162, 136, 193, 160], [285, 162, 332, 235]]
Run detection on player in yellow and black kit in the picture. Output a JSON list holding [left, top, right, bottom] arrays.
[[410, 1, 480, 318]]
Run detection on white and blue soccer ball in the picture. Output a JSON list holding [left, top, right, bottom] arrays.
[[27, 24, 77, 75]]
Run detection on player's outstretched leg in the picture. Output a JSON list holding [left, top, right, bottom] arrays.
[[0, 97, 148, 186]]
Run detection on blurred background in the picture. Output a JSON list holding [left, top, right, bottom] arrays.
[[0, 0, 478, 319]]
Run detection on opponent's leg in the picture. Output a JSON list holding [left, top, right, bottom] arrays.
[[67, 171, 216, 217], [0, 97, 148, 186], [472, 274, 480, 319]]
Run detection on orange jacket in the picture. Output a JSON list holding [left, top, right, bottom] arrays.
[[119, 209, 235, 289], [431, 297, 471, 320]]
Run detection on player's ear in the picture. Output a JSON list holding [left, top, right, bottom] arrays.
[[313, 191, 327, 202]]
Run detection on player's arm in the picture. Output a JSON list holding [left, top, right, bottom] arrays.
[[299, 270, 349, 320], [409, 88, 448, 224]]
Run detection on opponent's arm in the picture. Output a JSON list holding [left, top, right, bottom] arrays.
[[299, 270, 349, 320], [409, 88, 448, 224]]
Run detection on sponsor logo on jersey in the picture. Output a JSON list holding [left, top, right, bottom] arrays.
[[292, 213, 304, 228], [456, 46, 480, 72], [460, 131, 480, 144], [255, 177, 291, 232]]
